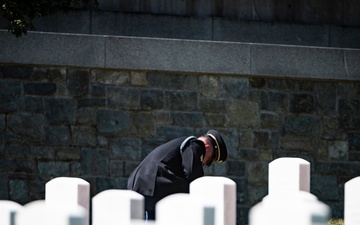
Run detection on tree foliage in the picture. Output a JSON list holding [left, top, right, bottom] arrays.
[[0, 0, 98, 37]]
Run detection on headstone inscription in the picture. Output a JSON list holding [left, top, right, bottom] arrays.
[[344, 176, 360, 225], [190, 176, 236, 225], [92, 189, 144, 225]]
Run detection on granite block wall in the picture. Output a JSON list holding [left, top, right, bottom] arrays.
[[1, 64, 360, 224]]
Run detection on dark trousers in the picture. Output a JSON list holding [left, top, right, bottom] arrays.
[[144, 195, 162, 220]]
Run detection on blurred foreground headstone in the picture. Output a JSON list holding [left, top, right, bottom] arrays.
[[190, 176, 236, 225], [45, 177, 90, 225], [92, 189, 144, 225], [156, 193, 215, 225], [0, 200, 23, 225], [16, 200, 87, 225], [249, 191, 331, 225]]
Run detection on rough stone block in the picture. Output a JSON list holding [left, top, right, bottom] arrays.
[[172, 112, 204, 127], [81, 148, 109, 176], [220, 77, 249, 99], [91, 85, 106, 97], [130, 111, 155, 137], [260, 91, 288, 112], [165, 90, 197, 111], [283, 115, 321, 137], [315, 83, 337, 114], [0, 113, 4, 130], [32, 67, 66, 82], [227, 100, 259, 129], [190, 176, 236, 225], [146, 72, 196, 90], [67, 70, 90, 97], [96, 109, 130, 134], [311, 175, 339, 201], [204, 113, 227, 127], [9, 180, 28, 204], [38, 162, 70, 180], [111, 138, 141, 160], [329, 141, 348, 160], [45, 126, 71, 146], [72, 126, 97, 147], [107, 87, 140, 109], [92, 69, 130, 85], [290, 93, 315, 113], [24, 82, 57, 96], [199, 99, 226, 113], [227, 161, 245, 177], [78, 98, 106, 108], [140, 89, 164, 110], [7, 113, 45, 143], [93, 177, 128, 193], [344, 176, 360, 225], [260, 112, 280, 130], [349, 132, 360, 151], [76, 108, 96, 125], [0, 174, 8, 199], [92, 189, 144, 225], [269, 157, 310, 194], [25, 96, 43, 112], [0, 80, 24, 113], [44, 98, 77, 125], [110, 160, 124, 177], [0, 65, 33, 79], [253, 131, 279, 149], [246, 161, 268, 187], [155, 126, 193, 140]]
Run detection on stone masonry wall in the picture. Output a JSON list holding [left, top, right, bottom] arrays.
[[1, 64, 360, 224]]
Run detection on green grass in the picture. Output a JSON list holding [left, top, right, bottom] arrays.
[[328, 219, 344, 225]]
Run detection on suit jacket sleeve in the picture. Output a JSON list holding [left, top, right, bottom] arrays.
[[181, 140, 205, 182]]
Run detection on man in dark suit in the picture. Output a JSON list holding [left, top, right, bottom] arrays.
[[127, 130, 227, 220]]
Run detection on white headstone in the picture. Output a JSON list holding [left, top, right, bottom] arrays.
[[190, 176, 236, 225], [92, 189, 144, 225], [249, 191, 331, 225], [16, 200, 87, 225], [0, 200, 23, 225], [344, 176, 360, 225], [269, 157, 310, 194], [45, 177, 90, 225], [156, 193, 215, 225]]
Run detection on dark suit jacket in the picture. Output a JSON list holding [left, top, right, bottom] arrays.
[[127, 137, 205, 199]]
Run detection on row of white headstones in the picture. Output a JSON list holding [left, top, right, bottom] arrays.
[[0, 157, 359, 225]]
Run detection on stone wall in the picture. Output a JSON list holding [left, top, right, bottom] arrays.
[[1, 64, 360, 224]]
